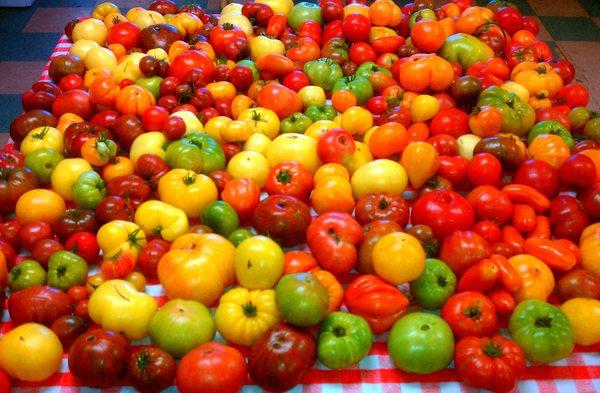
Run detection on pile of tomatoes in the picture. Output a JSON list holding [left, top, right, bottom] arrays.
[[1, 0, 600, 391]]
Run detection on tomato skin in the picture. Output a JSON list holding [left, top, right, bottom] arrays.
[[467, 185, 514, 224], [177, 342, 247, 393], [107, 21, 140, 50], [221, 178, 261, 221], [127, 346, 177, 393], [441, 291, 498, 339], [558, 269, 600, 302], [8, 285, 72, 326], [439, 230, 492, 275], [430, 108, 469, 138], [354, 193, 409, 227], [513, 159, 559, 198], [342, 13, 370, 42], [454, 334, 525, 393], [253, 195, 311, 247], [549, 195, 590, 242], [169, 50, 215, 84], [466, 153, 502, 187], [264, 161, 314, 201], [412, 190, 475, 239]]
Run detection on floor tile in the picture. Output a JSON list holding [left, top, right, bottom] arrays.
[[528, 0, 589, 17], [594, 17, 600, 30], [540, 16, 600, 41], [0, 33, 61, 61], [0, 61, 47, 94], [0, 134, 10, 146], [35, 0, 95, 7], [96, 0, 152, 9], [0, 94, 23, 134], [530, 16, 553, 41], [0, 7, 36, 33], [24, 7, 93, 33], [578, 0, 600, 17], [556, 41, 600, 109]]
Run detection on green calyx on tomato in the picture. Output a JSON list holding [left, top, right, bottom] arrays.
[[332, 75, 374, 105], [317, 311, 373, 369], [509, 299, 575, 364], [477, 86, 536, 137], [72, 170, 107, 210], [47, 250, 88, 291], [528, 120, 574, 148], [8, 260, 46, 291], [305, 104, 337, 122], [200, 200, 239, 237], [439, 33, 495, 70], [410, 258, 457, 310], [354, 62, 392, 80], [303, 58, 344, 92], [280, 112, 313, 134]]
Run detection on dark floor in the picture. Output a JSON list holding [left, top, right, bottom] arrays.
[[0, 0, 599, 140]]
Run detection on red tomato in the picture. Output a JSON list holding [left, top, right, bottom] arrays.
[[466, 153, 502, 187], [430, 108, 469, 138], [342, 13, 370, 42], [441, 291, 498, 339], [177, 342, 247, 393], [264, 161, 314, 201], [473, 220, 502, 244], [513, 159, 559, 198], [348, 42, 376, 65], [127, 346, 177, 393], [317, 128, 356, 165], [354, 193, 409, 227], [554, 82, 589, 108], [283, 251, 319, 274], [169, 50, 215, 85], [141, 106, 169, 132], [437, 155, 469, 186], [282, 70, 310, 92], [19, 221, 53, 252], [222, 178, 261, 221], [137, 239, 171, 279], [428, 135, 457, 156], [411, 190, 475, 239], [107, 21, 141, 50], [439, 229, 492, 274], [467, 185, 514, 224], [256, 84, 302, 119], [31, 239, 63, 268]]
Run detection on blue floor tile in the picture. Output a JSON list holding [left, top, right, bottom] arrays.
[[34, 0, 94, 7], [0, 32, 60, 60], [0, 94, 22, 133], [0, 6, 36, 33]]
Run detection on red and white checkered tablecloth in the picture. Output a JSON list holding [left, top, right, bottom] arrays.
[[2, 35, 600, 392]]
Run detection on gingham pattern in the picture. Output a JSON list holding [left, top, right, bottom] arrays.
[[2, 35, 600, 392]]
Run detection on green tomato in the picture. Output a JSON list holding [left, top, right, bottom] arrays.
[[439, 33, 495, 70], [136, 76, 163, 99], [354, 61, 392, 80], [408, 9, 436, 29], [388, 312, 455, 375], [24, 148, 64, 184], [303, 58, 344, 92], [275, 272, 329, 327], [583, 117, 600, 143], [47, 250, 88, 291], [317, 311, 373, 369], [528, 120, 574, 148], [280, 112, 313, 134], [305, 104, 337, 122], [228, 227, 254, 246], [237, 59, 259, 81], [287, 2, 322, 31], [332, 75, 374, 105], [410, 259, 456, 310], [568, 107, 590, 131], [8, 260, 46, 291], [149, 299, 215, 359], [165, 139, 204, 172], [477, 86, 536, 137], [186, 132, 226, 173], [200, 200, 239, 237], [509, 299, 575, 364], [72, 170, 107, 209]]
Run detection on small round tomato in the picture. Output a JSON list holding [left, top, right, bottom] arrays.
[[373, 232, 425, 285], [441, 292, 498, 339], [15, 189, 66, 224], [466, 153, 502, 187], [234, 235, 284, 290]]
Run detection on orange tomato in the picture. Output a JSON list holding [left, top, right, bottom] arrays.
[[332, 89, 358, 113], [401, 142, 439, 189], [168, 40, 190, 62], [15, 189, 66, 224], [455, 6, 494, 34], [368, 122, 408, 159], [440, 3, 461, 17], [206, 81, 237, 102], [511, 30, 536, 46], [399, 54, 454, 93], [410, 20, 446, 53], [108, 43, 126, 60], [314, 163, 350, 184], [231, 94, 255, 119], [528, 134, 570, 169], [102, 156, 134, 182], [580, 149, 600, 181], [311, 269, 343, 313], [84, 67, 112, 88], [508, 254, 555, 302], [90, 76, 120, 106], [57, 113, 84, 133], [438, 17, 456, 38], [581, 233, 600, 276], [283, 251, 319, 275], [406, 122, 429, 143], [369, 0, 402, 27], [81, 137, 110, 166], [311, 175, 355, 214], [115, 85, 155, 116], [256, 84, 302, 120], [0, 251, 7, 289], [469, 105, 503, 137]]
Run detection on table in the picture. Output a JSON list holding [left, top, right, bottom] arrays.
[[3, 35, 600, 393]]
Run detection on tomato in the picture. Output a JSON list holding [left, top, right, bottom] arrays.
[[177, 342, 247, 393], [256, 84, 302, 119], [508, 254, 554, 302], [234, 235, 284, 290], [411, 19, 445, 53], [15, 189, 66, 225], [19, 221, 53, 252], [170, 50, 216, 83], [441, 291, 498, 339], [550, 195, 590, 242], [354, 193, 408, 227], [342, 13, 370, 42], [412, 190, 475, 239], [8, 284, 72, 325], [467, 185, 514, 224], [373, 232, 425, 285], [127, 346, 177, 393], [221, 178, 261, 221], [351, 159, 408, 198], [264, 161, 313, 201], [513, 159, 559, 198], [558, 269, 600, 302]]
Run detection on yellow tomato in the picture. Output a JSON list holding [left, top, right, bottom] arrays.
[[125, 7, 145, 21], [561, 298, 600, 346], [158, 169, 218, 217], [239, 107, 280, 139], [203, 116, 231, 143], [84, 67, 112, 88], [501, 81, 530, 103], [103, 12, 127, 29], [373, 232, 425, 285], [133, 11, 166, 29], [20, 126, 63, 156], [508, 254, 555, 302], [84, 46, 117, 71], [341, 106, 373, 135], [57, 113, 84, 132], [228, 151, 270, 188], [401, 141, 439, 188], [350, 159, 407, 198], [346, 141, 373, 175], [171, 110, 203, 134], [581, 234, 600, 276], [250, 35, 285, 60], [146, 48, 170, 63], [344, 3, 370, 17], [206, 81, 237, 102], [0, 323, 62, 382], [305, 120, 338, 139], [457, 134, 481, 161], [92, 2, 120, 19], [218, 13, 253, 37], [244, 133, 272, 156], [411, 94, 440, 122], [267, 133, 321, 173], [51, 158, 93, 201], [235, 236, 284, 289], [72, 18, 108, 45], [15, 189, 66, 224], [256, 0, 294, 15], [102, 156, 134, 182], [221, 120, 253, 142], [221, 3, 243, 15], [370, 26, 397, 41], [70, 39, 100, 60], [168, 12, 203, 36], [314, 163, 350, 184], [129, 131, 168, 166], [298, 86, 326, 108], [362, 126, 378, 146], [113, 52, 145, 82]]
